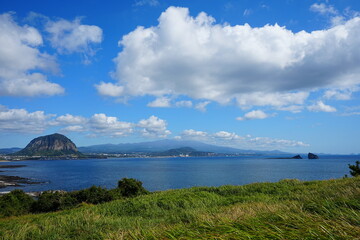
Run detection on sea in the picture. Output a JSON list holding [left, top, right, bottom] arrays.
[[0, 155, 359, 193]]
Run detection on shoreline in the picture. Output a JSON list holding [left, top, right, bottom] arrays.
[[0, 164, 43, 190]]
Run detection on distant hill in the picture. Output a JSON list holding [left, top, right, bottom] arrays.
[[78, 139, 287, 155], [0, 147, 22, 154], [155, 147, 214, 157], [14, 133, 82, 157]]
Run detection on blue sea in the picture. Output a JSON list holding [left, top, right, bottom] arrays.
[[0, 155, 358, 193]]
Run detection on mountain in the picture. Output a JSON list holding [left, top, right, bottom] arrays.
[[78, 139, 286, 155], [156, 147, 214, 157], [14, 133, 82, 157], [0, 147, 22, 154]]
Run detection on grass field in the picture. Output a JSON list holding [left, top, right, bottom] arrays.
[[0, 177, 359, 239]]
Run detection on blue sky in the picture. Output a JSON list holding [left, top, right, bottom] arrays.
[[1, 0, 360, 154]]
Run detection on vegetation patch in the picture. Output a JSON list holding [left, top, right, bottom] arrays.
[[0, 176, 359, 239]]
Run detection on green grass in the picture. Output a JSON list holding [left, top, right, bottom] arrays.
[[1, 177, 359, 239]]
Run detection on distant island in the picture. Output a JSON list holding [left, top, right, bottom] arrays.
[[270, 153, 320, 159]]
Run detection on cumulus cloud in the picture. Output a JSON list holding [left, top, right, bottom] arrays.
[[61, 125, 86, 132], [0, 106, 172, 138], [307, 101, 337, 112], [0, 13, 64, 96], [88, 114, 133, 137], [175, 100, 193, 108], [147, 97, 171, 107], [95, 82, 124, 97], [213, 131, 242, 140], [310, 3, 338, 15], [178, 129, 309, 150], [137, 115, 171, 138], [98, 7, 360, 110], [0, 105, 54, 133], [46, 17, 102, 60], [237, 110, 269, 121], [182, 129, 208, 138], [54, 114, 87, 125]]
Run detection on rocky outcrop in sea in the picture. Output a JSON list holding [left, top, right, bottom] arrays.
[[308, 152, 319, 159]]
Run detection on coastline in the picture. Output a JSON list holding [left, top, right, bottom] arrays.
[[0, 164, 42, 190]]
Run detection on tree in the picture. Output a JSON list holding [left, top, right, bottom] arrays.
[[72, 186, 113, 204], [348, 161, 360, 177], [0, 190, 34, 217], [117, 178, 148, 197]]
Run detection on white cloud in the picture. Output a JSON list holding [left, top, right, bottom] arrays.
[[182, 129, 208, 138], [46, 17, 102, 59], [243, 9, 252, 16], [0, 105, 53, 133], [134, 0, 159, 7], [341, 105, 360, 116], [179, 128, 309, 150], [175, 100, 193, 108], [55, 114, 87, 125], [61, 125, 86, 132], [236, 92, 309, 109], [248, 137, 309, 148], [195, 101, 211, 112], [0, 13, 64, 96], [88, 113, 133, 137], [98, 7, 360, 110], [276, 105, 304, 113], [323, 88, 354, 100], [341, 112, 360, 116], [213, 131, 242, 140], [54, 113, 133, 136], [310, 3, 338, 15], [237, 110, 269, 121], [147, 97, 171, 107], [95, 82, 124, 97], [0, 106, 173, 139], [307, 101, 337, 112], [310, 3, 360, 27], [138, 115, 171, 138]]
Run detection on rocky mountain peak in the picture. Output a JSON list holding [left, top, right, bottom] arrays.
[[15, 133, 81, 156]]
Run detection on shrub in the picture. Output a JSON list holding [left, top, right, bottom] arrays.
[[0, 189, 34, 217], [32, 191, 63, 212], [72, 186, 113, 204], [349, 161, 360, 177], [117, 178, 149, 197], [59, 193, 79, 210]]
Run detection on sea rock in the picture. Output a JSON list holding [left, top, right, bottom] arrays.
[[308, 152, 319, 159], [292, 155, 302, 159]]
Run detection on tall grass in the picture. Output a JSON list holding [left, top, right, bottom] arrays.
[[0, 177, 359, 239]]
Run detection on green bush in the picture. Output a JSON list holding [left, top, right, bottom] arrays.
[[0, 189, 34, 217], [118, 178, 149, 197], [72, 186, 113, 204], [349, 161, 360, 177], [0, 179, 149, 217], [32, 191, 63, 212]]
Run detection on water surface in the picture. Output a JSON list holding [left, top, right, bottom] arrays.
[[0, 155, 357, 192]]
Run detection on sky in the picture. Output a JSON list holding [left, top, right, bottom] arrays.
[[0, 0, 360, 154]]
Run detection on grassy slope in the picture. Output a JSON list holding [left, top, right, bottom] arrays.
[[0, 177, 359, 240]]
